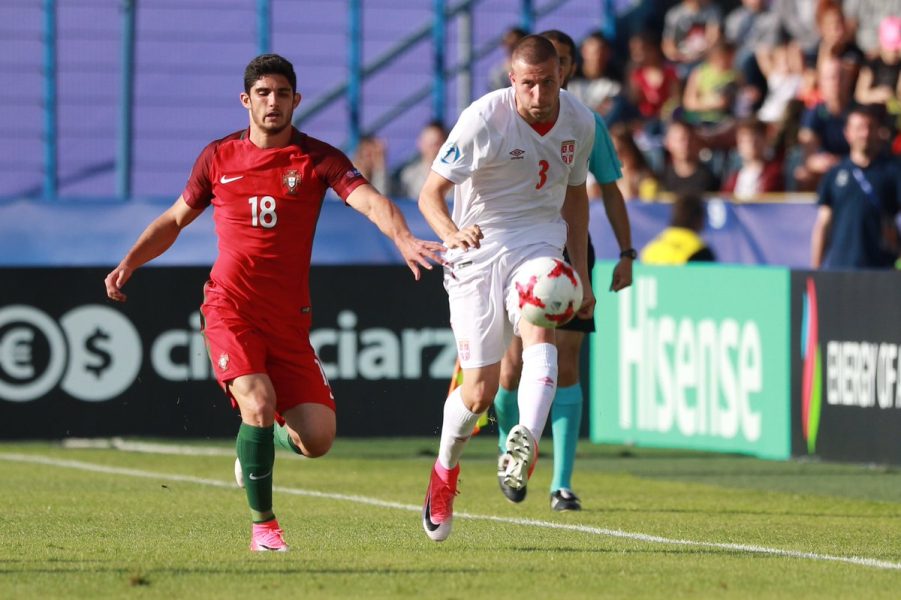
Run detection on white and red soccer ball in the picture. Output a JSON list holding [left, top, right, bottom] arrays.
[[512, 257, 583, 328]]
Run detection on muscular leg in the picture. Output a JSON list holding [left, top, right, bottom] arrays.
[[551, 329, 585, 493], [279, 403, 336, 458], [229, 373, 279, 523], [517, 321, 557, 443], [437, 363, 500, 470], [495, 336, 523, 453]]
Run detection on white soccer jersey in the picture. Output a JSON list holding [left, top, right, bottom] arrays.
[[431, 87, 595, 264]]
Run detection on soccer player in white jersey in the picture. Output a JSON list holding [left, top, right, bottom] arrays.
[[418, 35, 596, 542], [494, 30, 634, 513]]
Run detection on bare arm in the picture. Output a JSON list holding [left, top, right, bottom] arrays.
[[561, 183, 595, 318], [810, 205, 833, 268], [345, 183, 446, 280], [417, 170, 483, 250], [599, 181, 634, 292], [104, 196, 204, 302]]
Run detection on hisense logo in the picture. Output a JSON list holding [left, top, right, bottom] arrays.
[[618, 277, 763, 441]]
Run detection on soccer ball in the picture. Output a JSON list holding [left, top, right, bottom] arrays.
[[512, 257, 583, 328]]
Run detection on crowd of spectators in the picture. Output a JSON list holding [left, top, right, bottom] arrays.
[[353, 0, 901, 206]]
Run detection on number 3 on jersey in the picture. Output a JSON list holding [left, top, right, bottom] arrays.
[[248, 196, 278, 228], [536, 160, 549, 190]]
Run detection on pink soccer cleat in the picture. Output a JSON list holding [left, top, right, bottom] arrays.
[[249, 519, 289, 552], [421, 461, 460, 542]]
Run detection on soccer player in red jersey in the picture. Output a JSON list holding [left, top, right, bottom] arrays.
[[104, 54, 444, 552]]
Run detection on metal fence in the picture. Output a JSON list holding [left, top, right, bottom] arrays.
[[2, 0, 614, 201]]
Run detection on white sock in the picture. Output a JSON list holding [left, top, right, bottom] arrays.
[[438, 387, 483, 470], [517, 343, 558, 444]]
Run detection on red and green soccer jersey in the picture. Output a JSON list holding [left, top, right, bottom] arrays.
[[183, 127, 367, 317]]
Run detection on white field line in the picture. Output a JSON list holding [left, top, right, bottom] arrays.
[[2, 452, 901, 572], [61, 438, 237, 457]]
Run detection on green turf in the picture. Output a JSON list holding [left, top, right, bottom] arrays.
[[1, 438, 899, 599]]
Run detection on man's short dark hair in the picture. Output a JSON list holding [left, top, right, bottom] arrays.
[[511, 35, 560, 66], [539, 29, 577, 61], [244, 54, 297, 94], [671, 195, 706, 231]]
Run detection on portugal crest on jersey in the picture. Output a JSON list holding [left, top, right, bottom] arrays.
[[561, 140, 575, 165], [283, 170, 300, 194]]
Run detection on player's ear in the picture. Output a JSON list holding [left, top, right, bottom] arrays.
[[293, 92, 302, 109], [240, 92, 251, 109]]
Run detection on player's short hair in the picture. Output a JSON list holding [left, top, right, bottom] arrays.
[[539, 30, 577, 61], [671, 195, 705, 231], [244, 54, 297, 94], [511, 35, 560, 67]]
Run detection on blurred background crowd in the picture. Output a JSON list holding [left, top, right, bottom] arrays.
[[353, 0, 901, 203]]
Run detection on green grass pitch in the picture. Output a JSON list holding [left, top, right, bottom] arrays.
[[1, 437, 900, 599]]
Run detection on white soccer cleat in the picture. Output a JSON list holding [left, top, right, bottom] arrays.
[[503, 424, 538, 492]]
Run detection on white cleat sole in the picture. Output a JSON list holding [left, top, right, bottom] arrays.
[[503, 424, 536, 491]]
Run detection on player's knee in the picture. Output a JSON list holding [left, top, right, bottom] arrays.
[[297, 430, 334, 458], [462, 384, 497, 414], [236, 394, 277, 425]]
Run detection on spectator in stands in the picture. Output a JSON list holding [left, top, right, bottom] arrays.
[[854, 16, 901, 131], [609, 124, 659, 201], [398, 121, 448, 199], [488, 26, 528, 90], [569, 31, 624, 120], [682, 40, 740, 131], [811, 105, 900, 268], [662, 0, 722, 77], [756, 35, 806, 126], [640, 194, 717, 263], [660, 117, 720, 197], [723, 117, 784, 200], [807, 1, 863, 84], [724, 0, 780, 107], [626, 31, 681, 124], [771, 0, 820, 56], [352, 135, 393, 197], [855, 16, 901, 103], [794, 56, 852, 190], [843, 0, 901, 59]]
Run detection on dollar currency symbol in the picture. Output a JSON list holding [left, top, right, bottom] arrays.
[[85, 327, 112, 378]]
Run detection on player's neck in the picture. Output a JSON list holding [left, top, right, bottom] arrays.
[[248, 125, 294, 149]]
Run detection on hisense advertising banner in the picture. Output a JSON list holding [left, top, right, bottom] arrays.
[[791, 270, 901, 465], [590, 263, 791, 459]]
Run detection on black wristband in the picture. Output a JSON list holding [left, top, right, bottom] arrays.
[[619, 248, 637, 260]]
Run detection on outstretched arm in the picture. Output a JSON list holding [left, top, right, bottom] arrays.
[[105, 196, 204, 302], [599, 181, 634, 292], [561, 183, 595, 319], [346, 183, 446, 280]]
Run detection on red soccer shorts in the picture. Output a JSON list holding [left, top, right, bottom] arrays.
[[199, 282, 336, 422]]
